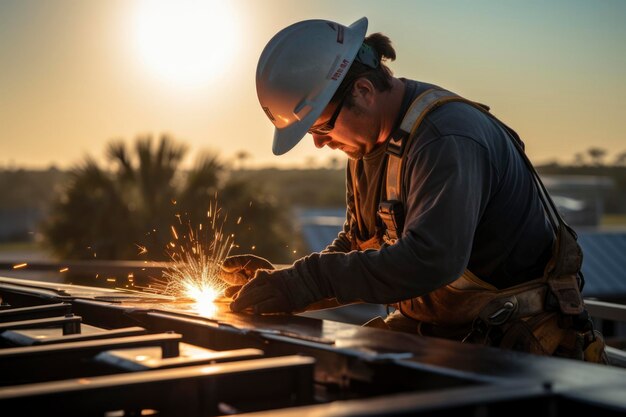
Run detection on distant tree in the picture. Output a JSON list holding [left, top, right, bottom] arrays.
[[327, 156, 343, 170], [234, 150, 251, 170], [573, 153, 586, 166], [305, 156, 317, 169], [42, 135, 294, 262], [587, 147, 607, 166]]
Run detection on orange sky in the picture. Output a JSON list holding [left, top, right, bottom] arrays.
[[1, 0, 625, 170]]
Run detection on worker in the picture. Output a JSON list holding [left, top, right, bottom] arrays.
[[222, 17, 608, 362]]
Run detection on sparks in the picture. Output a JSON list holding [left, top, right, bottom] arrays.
[[136, 244, 148, 255], [59, 267, 69, 273], [12, 263, 27, 269], [142, 201, 234, 317]]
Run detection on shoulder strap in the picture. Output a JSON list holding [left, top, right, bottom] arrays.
[[382, 88, 584, 313], [349, 158, 366, 237], [384, 88, 566, 233], [385, 88, 489, 202], [382, 89, 483, 241]]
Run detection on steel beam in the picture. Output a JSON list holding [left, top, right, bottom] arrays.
[[0, 333, 182, 385], [0, 355, 315, 417], [0, 303, 71, 322], [2, 326, 147, 346]]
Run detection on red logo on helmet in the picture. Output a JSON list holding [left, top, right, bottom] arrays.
[[331, 59, 350, 81]]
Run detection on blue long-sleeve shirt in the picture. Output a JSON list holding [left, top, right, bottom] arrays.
[[294, 79, 554, 305]]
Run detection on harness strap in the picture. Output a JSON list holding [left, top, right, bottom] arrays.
[[350, 159, 366, 242], [383, 88, 565, 240], [381, 89, 491, 242], [380, 87, 584, 315], [385, 89, 481, 201]]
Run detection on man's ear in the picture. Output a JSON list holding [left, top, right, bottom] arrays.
[[352, 77, 376, 106]]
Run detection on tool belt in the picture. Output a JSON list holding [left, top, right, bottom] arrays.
[[394, 269, 544, 324], [392, 277, 607, 362], [392, 255, 607, 362]]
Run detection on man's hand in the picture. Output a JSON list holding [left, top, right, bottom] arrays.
[[220, 254, 274, 288], [230, 269, 295, 314], [229, 255, 335, 315]]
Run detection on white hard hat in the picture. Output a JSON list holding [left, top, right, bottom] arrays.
[[256, 17, 368, 155]]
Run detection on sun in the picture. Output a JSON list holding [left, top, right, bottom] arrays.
[[133, 0, 239, 87]]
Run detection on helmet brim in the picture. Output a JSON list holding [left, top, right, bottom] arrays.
[[271, 17, 369, 156]]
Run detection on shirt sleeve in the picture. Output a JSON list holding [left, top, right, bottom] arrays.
[[294, 135, 496, 304], [321, 217, 353, 253]]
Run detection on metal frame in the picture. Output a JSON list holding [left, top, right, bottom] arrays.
[[585, 299, 626, 323], [0, 314, 82, 335], [0, 356, 315, 417], [0, 333, 182, 385], [1, 276, 626, 416], [0, 303, 71, 322], [2, 326, 147, 346]]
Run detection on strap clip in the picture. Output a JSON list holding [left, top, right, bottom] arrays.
[[378, 200, 404, 242], [386, 129, 408, 157]]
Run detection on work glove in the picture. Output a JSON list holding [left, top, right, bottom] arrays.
[[230, 266, 326, 314], [219, 254, 274, 298]]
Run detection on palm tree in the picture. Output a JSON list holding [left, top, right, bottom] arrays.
[[43, 156, 137, 259], [43, 134, 293, 262], [234, 150, 251, 170], [587, 147, 607, 166], [104, 135, 193, 258]]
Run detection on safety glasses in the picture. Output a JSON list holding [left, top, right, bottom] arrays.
[[308, 91, 349, 136]]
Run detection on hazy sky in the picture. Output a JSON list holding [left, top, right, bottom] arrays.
[[1, 0, 625, 169]]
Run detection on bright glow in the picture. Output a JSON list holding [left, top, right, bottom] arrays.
[[184, 281, 221, 316], [134, 0, 239, 87], [139, 202, 231, 318]]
